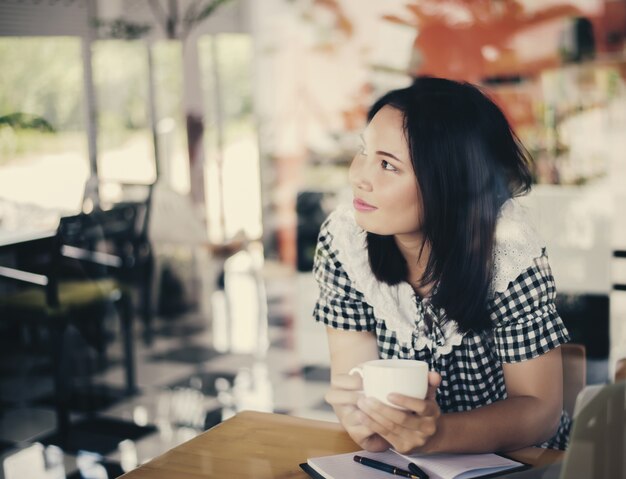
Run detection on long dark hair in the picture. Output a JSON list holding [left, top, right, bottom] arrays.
[[366, 77, 532, 333]]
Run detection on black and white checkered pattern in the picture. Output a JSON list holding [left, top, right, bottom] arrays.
[[313, 219, 572, 450]]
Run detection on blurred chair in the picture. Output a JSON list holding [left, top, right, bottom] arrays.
[[0, 204, 145, 447], [562, 343, 586, 418], [84, 180, 155, 343], [60, 203, 151, 392]]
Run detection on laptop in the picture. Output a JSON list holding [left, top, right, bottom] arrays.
[[502, 381, 625, 478]]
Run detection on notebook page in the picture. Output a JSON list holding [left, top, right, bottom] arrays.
[[308, 450, 415, 479], [395, 451, 523, 479]]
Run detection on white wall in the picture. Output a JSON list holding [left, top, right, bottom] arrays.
[[521, 185, 613, 295]]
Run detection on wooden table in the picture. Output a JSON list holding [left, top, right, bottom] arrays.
[[120, 411, 564, 478]]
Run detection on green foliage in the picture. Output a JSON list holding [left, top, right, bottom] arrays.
[[147, 0, 238, 39], [92, 40, 149, 149], [92, 18, 152, 40], [0, 37, 84, 131], [0, 2, 242, 167], [186, 0, 236, 25], [0, 113, 55, 132]]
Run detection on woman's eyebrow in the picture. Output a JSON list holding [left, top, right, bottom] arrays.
[[376, 150, 402, 163], [360, 134, 403, 163]]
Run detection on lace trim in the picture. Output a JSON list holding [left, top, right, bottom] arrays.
[[326, 199, 545, 355], [492, 199, 544, 293], [327, 205, 462, 355]]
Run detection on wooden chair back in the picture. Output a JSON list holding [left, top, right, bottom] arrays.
[[562, 343, 586, 417]]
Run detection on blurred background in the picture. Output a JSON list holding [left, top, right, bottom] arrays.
[[0, 0, 625, 477]]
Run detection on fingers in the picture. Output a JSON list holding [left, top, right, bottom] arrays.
[[338, 405, 379, 441], [387, 394, 440, 418], [348, 424, 391, 451], [358, 410, 429, 453], [348, 422, 378, 440], [357, 397, 421, 431], [356, 395, 441, 453], [331, 372, 363, 390], [341, 407, 391, 452], [325, 388, 363, 407], [426, 371, 442, 400], [325, 372, 365, 407], [361, 434, 392, 452]]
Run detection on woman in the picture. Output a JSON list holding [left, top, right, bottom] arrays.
[[313, 77, 571, 454]]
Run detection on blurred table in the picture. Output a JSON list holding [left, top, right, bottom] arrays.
[[0, 229, 56, 248], [0, 229, 57, 287], [119, 410, 564, 478]]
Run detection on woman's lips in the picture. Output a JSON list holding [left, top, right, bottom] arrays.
[[353, 198, 378, 212]]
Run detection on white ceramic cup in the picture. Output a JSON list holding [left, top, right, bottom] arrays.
[[349, 359, 428, 408]]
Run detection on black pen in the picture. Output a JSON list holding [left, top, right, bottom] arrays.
[[353, 455, 422, 478], [407, 461, 430, 479]]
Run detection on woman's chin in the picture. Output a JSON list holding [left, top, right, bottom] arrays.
[[354, 216, 388, 236]]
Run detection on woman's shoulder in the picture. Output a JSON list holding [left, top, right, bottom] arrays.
[[492, 199, 547, 293]]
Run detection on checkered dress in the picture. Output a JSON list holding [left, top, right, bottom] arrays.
[[313, 212, 572, 450]]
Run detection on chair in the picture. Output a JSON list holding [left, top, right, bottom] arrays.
[[83, 180, 155, 343], [561, 343, 586, 418], [0, 205, 142, 447], [59, 204, 147, 393]]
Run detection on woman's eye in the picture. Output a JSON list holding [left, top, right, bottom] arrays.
[[381, 160, 397, 172]]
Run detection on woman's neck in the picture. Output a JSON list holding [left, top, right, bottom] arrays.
[[394, 233, 433, 296]]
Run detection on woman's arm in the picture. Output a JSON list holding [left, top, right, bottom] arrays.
[[431, 346, 563, 452], [324, 327, 391, 451], [358, 346, 564, 453], [326, 327, 380, 374]]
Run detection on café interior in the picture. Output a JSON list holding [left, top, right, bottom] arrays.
[[1, 0, 626, 477]]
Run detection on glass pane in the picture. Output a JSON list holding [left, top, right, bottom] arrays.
[[0, 36, 88, 220], [92, 40, 155, 184], [199, 34, 263, 243], [152, 40, 189, 194]]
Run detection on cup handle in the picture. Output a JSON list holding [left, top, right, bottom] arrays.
[[348, 366, 363, 378]]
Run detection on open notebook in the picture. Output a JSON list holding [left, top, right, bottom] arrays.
[[302, 449, 528, 479]]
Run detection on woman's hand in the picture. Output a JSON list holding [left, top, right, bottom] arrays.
[[356, 371, 442, 454], [325, 373, 391, 452]]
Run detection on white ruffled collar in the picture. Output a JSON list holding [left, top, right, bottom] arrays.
[[325, 199, 544, 355], [492, 200, 544, 293]]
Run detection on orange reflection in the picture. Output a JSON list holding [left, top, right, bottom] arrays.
[[383, 0, 585, 82]]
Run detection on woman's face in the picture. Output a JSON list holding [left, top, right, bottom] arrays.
[[349, 105, 422, 236]]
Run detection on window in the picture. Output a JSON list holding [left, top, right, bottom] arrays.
[[199, 34, 262, 243], [92, 40, 155, 185], [0, 37, 88, 215], [152, 40, 189, 195]]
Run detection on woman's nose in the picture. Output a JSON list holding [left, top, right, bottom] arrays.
[[349, 154, 373, 192]]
